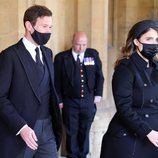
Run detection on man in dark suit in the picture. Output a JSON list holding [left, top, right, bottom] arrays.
[[54, 31, 104, 158], [0, 5, 62, 158]]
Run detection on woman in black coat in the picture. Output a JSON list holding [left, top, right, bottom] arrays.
[[100, 20, 158, 158]]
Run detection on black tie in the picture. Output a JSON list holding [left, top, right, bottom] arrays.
[[76, 54, 80, 65], [35, 47, 44, 73]]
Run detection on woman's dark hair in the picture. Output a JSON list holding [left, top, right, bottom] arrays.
[[23, 4, 52, 27], [114, 20, 158, 69]]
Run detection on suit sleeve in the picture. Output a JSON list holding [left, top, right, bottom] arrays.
[[0, 50, 26, 134], [94, 50, 104, 96], [54, 54, 63, 103]]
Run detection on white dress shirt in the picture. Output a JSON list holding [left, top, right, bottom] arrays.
[[72, 50, 84, 63], [22, 37, 43, 63]]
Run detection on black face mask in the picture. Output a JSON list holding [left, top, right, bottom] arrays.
[[31, 29, 51, 45], [139, 42, 158, 60]]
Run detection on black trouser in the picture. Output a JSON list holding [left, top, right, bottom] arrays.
[[62, 95, 96, 158]]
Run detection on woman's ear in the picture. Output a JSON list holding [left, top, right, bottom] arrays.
[[134, 38, 143, 52], [133, 39, 139, 46]]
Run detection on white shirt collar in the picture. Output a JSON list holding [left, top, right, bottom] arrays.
[[72, 50, 85, 63], [22, 37, 43, 62]]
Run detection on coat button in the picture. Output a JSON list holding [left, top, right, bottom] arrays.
[[150, 99, 153, 103], [144, 83, 147, 87], [123, 133, 127, 136], [145, 114, 149, 118]]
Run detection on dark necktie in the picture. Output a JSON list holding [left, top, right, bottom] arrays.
[[35, 47, 44, 73], [76, 54, 80, 65]]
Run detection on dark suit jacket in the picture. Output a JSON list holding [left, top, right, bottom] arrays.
[[0, 39, 62, 158], [54, 48, 104, 102]]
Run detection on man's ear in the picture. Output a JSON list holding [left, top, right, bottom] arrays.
[[25, 21, 33, 32]]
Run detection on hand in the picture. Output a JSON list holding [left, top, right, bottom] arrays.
[[94, 96, 101, 103], [59, 103, 63, 109], [147, 130, 158, 147], [20, 126, 38, 150]]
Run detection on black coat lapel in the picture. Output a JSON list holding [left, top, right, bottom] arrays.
[[64, 52, 75, 86], [131, 53, 152, 85], [14, 40, 41, 102], [40, 46, 54, 87]]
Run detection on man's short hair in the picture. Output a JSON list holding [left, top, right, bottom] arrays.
[[23, 4, 52, 27]]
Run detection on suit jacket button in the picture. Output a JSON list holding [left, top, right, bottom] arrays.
[[150, 99, 153, 103], [145, 114, 149, 118], [144, 83, 147, 87], [123, 133, 127, 136]]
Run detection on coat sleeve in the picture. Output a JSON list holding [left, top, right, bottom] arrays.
[[0, 50, 26, 134], [54, 53, 63, 103], [112, 62, 152, 137], [93, 50, 104, 96]]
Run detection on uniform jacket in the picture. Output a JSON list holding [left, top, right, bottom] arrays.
[[54, 48, 104, 102], [0, 39, 62, 158]]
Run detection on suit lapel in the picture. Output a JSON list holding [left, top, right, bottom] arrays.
[[64, 52, 75, 86], [15, 40, 41, 102], [40, 46, 54, 86]]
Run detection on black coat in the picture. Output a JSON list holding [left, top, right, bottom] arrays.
[[0, 39, 62, 158], [100, 52, 158, 158], [54, 48, 104, 102]]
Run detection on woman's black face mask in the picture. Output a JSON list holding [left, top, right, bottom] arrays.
[[139, 42, 158, 60]]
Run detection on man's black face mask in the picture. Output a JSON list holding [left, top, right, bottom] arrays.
[[31, 28, 51, 45]]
